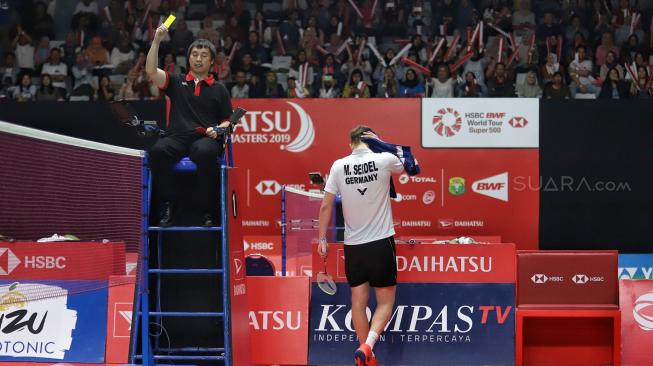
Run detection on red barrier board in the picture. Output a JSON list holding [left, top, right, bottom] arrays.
[[313, 243, 516, 283], [227, 168, 252, 366], [0, 242, 125, 279], [517, 250, 618, 307], [231, 99, 539, 249], [620, 280, 653, 365], [247, 276, 310, 365], [105, 275, 135, 364]]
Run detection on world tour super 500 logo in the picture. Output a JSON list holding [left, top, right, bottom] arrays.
[[232, 101, 315, 152]]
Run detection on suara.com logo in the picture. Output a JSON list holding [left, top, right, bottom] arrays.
[[432, 108, 462, 137], [448, 177, 466, 196]]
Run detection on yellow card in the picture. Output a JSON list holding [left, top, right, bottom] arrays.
[[163, 14, 176, 28]]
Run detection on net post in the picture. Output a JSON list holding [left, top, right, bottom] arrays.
[[281, 185, 287, 276], [220, 165, 233, 366]]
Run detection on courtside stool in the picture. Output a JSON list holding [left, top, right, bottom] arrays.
[[131, 144, 234, 365], [515, 250, 620, 366]]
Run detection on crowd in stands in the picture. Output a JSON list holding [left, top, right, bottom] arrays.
[[1, 0, 653, 101]]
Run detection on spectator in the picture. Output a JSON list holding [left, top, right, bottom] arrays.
[[612, 0, 633, 27], [170, 19, 195, 57], [399, 68, 426, 97], [224, 14, 246, 44], [62, 32, 81, 69], [462, 49, 488, 86], [12, 73, 37, 101], [118, 69, 143, 100], [314, 73, 338, 98], [457, 0, 476, 30], [316, 53, 345, 89], [197, 16, 221, 48], [300, 26, 320, 62], [282, 0, 308, 12], [212, 50, 230, 83], [564, 31, 588, 63], [279, 11, 302, 53], [12, 27, 35, 73], [30, 1, 55, 40], [599, 67, 630, 99], [342, 69, 370, 97], [595, 31, 619, 66], [111, 37, 136, 74], [536, 12, 562, 40], [287, 76, 309, 97], [85, 36, 109, 66], [409, 35, 428, 64], [231, 71, 250, 98], [96, 75, 115, 101], [248, 74, 265, 97], [568, 45, 599, 97], [432, 0, 456, 35], [487, 62, 515, 97], [427, 63, 457, 97], [377, 68, 400, 97], [240, 31, 270, 65], [516, 70, 542, 98], [516, 33, 539, 69], [407, 1, 432, 37], [36, 74, 63, 101], [543, 71, 571, 99], [600, 51, 624, 81], [262, 71, 285, 98], [513, 0, 536, 38], [289, 50, 314, 92], [74, 0, 99, 15], [305, 15, 326, 46], [541, 53, 563, 84], [564, 15, 589, 47], [34, 36, 51, 70], [162, 52, 181, 75], [372, 48, 398, 83], [630, 65, 653, 98], [1, 53, 20, 87], [620, 34, 642, 64], [70, 52, 95, 99], [252, 11, 274, 47], [235, 52, 263, 83], [457, 71, 486, 97], [41, 48, 68, 94]]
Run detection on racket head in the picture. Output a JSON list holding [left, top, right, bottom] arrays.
[[316, 272, 337, 295]]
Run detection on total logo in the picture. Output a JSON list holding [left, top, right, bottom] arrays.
[[633, 291, 653, 331], [572, 274, 605, 284], [508, 117, 528, 128], [233, 101, 315, 152], [432, 108, 462, 137], [531, 274, 564, 284], [393, 193, 417, 202], [399, 174, 436, 184], [256, 180, 281, 195], [472, 172, 509, 202]]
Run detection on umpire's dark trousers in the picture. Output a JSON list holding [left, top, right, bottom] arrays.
[[148, 134, 224, 212]]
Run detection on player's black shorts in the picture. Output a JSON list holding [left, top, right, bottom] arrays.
[[344, 236, 397, 288]]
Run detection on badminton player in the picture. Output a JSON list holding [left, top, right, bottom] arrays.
[[317, 125, 404, 366], [145, 23, 233, 226]]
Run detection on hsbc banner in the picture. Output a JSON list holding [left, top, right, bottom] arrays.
[[309, 283, 515, 365], [619, 254, 653, 280], [0, 280, 107, 362], [232, 99, 539, 249], [619, 280, 653, 365], [421, 98, 539, 148]]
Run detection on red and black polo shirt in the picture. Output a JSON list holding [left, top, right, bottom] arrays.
[[160, 71, 233, 136]]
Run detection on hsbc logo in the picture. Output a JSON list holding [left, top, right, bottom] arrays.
[[531, 274, 548, 283], [531, 273, 564, 284], [572, 274, 605, 284], [0, 248, 21, 275], [244, 240, 274, 251], [508, 117, 528, 128], [634, 291, 653, 331], [472, 172, 508, 202], [572, 274, 588, 284], [256, 180, 281, 195]]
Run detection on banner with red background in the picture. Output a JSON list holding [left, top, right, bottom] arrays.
[[231, 99, 539, 249]]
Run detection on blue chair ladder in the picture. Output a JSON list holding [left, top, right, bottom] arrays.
[[130, 137, 235, 365]]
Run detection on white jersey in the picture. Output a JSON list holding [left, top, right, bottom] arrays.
[[324, 147, 404, 245]]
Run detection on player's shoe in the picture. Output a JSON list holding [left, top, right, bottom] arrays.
[[354, 344, 373, 366]]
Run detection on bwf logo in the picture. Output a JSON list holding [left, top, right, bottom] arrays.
[[256, 180, 281, 195], [472, 172, 508, 202], [0, 248, 21, 275]]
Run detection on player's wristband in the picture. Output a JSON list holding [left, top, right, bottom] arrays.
[[319, 237, 327, 245]]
